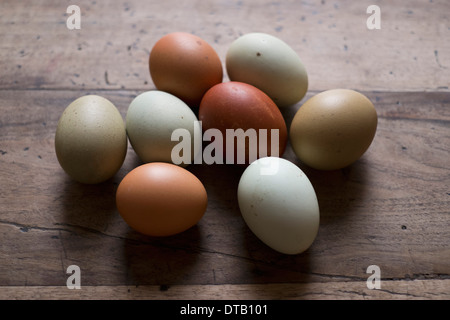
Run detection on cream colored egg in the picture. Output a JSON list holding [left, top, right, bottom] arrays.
[[238, 157, 320, 255], [126, 90, 201, 165], [226, 32, 308, 108], [55, 95, 127, 184]]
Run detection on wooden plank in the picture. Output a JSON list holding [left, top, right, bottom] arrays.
[[0, 0, 449, 92], [0, 0, 449, 300], [0, 280, 449, 300], [0, 89, 448, 290]]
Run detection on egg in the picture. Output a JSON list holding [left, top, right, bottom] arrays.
[[116, 162, 208, 237], [54, 95, 127, 184], [238, 157, 320, 254], [198, 81, 288, 165], [290, 89, 378, 170], [125, 90, 202, 165], [149, 32, 223, 107], [226, 32, 308, 108]]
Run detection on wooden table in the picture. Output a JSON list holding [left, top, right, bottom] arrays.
[[1, 0, 449, 300]]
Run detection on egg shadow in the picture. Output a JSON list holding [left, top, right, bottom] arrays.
[[58, 146, 144, 228], [240, 224, 315, 284], [59, 175, 120, 231], [122, 225, 203, 286], [188, 162, 245, 218], [288, 150, 372, 223]]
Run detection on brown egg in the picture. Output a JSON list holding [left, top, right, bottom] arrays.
[[199, 81, 288, 165], [290, 89, 378, 170], [149, 32, 223, 108], [116, 162, 207, 237]]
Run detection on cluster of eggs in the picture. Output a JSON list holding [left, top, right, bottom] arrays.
[[55, 32, 377, 255]]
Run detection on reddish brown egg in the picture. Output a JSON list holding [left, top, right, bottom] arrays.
[[198, 81, 288, 165], [116, 163, 208, 237], [149, 32, 223, 108]]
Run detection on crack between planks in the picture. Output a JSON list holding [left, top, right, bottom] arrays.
[[2, 219, 449, 282], [0, 219, 126, 240], [376, 115, 449, 126]]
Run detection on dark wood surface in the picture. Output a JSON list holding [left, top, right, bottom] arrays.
[[0, 0, 449, 299]]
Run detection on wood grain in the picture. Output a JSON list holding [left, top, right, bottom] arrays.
[[1, 280, 450, 300], [0, 90, 449, 294], [0, 0, 449, 300], [0, 0, 448, 92]]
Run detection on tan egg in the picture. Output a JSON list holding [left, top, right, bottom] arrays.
[[149, 32, 223, 108], [290, 89, 378, 170], [116, 162, 208, 237], [55, 95, 127, 184]]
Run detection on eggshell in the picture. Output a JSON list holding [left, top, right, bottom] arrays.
[[116, 162, 208, 237], [238, 157, 320, 254], [125, 90, 202, 165], [54, 95, 127, 184], [198, 81, 288, 165], [290, 89, 378, 170], [226, 32, 308, 108], [149, 32, 223, 107]]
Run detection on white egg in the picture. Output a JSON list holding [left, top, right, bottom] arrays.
[[226, 32, 308, 108], [237, 157, 320, 254], [126, 90, 201, 165]]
